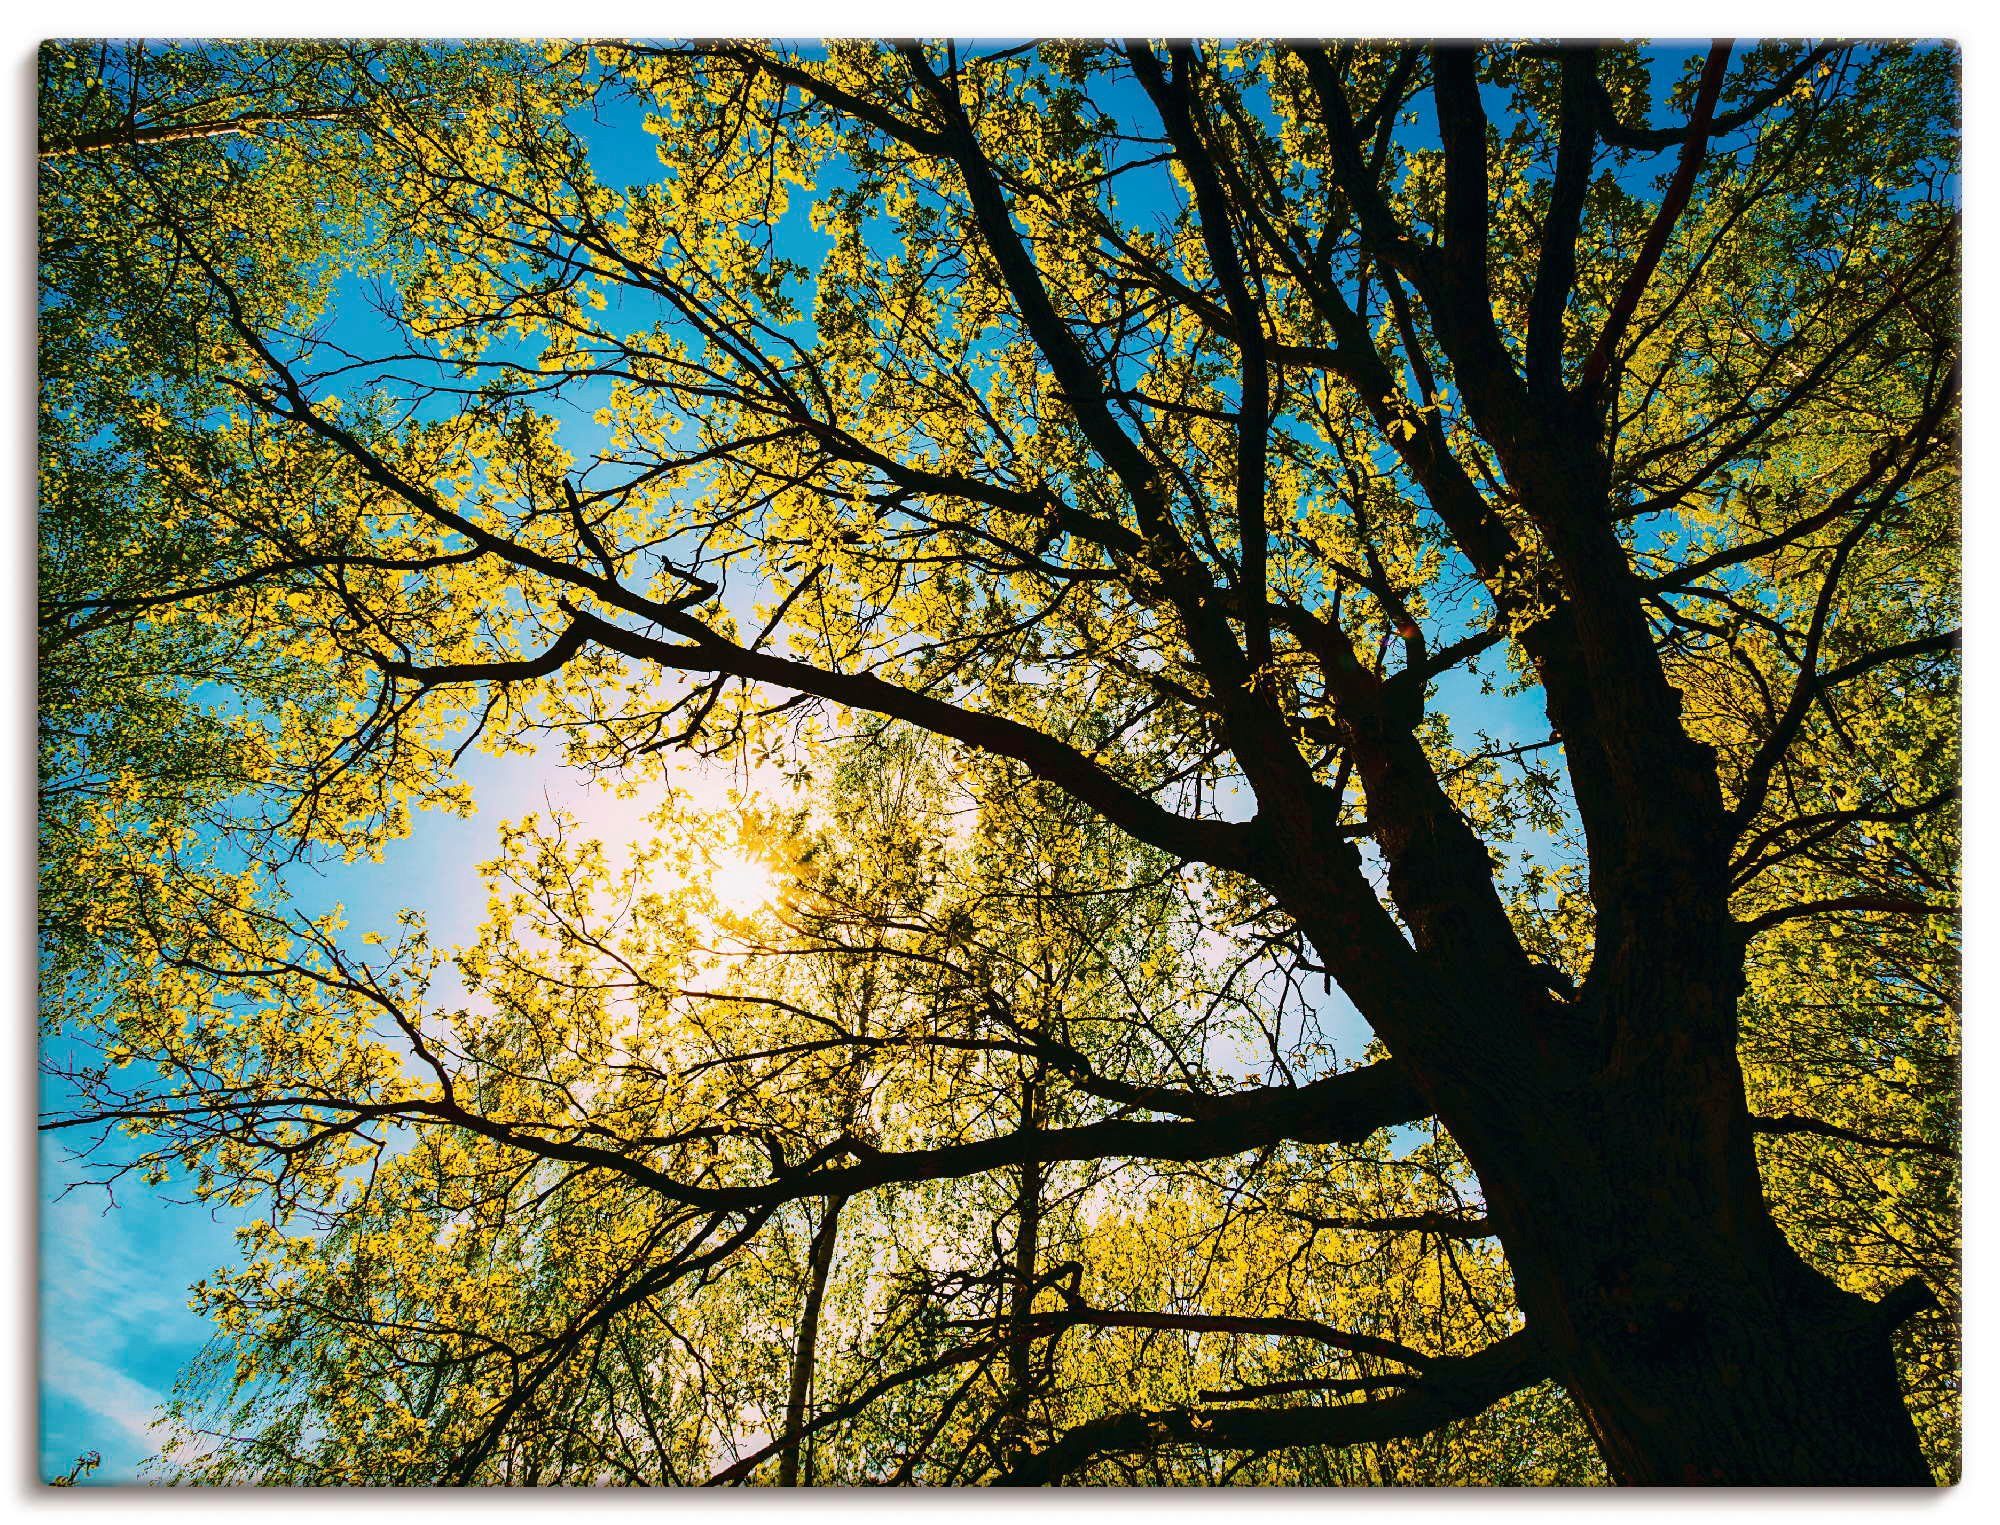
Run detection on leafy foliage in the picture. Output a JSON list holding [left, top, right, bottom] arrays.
[[39, 38, 1957, 1485]]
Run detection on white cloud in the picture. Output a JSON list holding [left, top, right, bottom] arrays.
[[44, 1347, 170, 1447], [38, 1147, 244, 1478], [41, 1182, 189, 1332]]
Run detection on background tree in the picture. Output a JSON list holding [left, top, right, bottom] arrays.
[[138, 732, 1586, 1485], [41, 38, 1958, 1485], [37, 39, 535, 1025]]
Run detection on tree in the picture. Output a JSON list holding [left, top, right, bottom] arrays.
[[40, 39, 1958, 1485], [37, 39, 522, 1024]]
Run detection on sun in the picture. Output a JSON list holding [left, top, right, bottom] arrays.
[[706, 846, 779, 917]]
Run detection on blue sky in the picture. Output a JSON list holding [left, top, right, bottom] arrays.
[[36, 39, 1726, 1482]]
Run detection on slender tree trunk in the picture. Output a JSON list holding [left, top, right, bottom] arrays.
[[1008, 1157, 1044, 1404], [778, 1194, 847, 1487], [1004, 1068, 1046, 1435]]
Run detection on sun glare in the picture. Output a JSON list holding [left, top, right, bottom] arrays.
[[706, 847, 779, 917]]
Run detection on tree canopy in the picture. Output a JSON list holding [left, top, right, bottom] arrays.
[[39, 37, 1958, 1486]]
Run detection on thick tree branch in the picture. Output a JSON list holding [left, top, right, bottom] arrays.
[[1126, 42, 1275, 674], [51, 1056, 1428, 1214], [1526, 48, 1597, 395], [1015, 1306, 1433, 1372], [994, 1327, 1547, 1484], [1579, 42, 1733, 396], [1751, 1113, 1953, 1161], [566, 607, 1256, 873], [1740, 894, 1954, 936], [1592, 44, 1838, 152]]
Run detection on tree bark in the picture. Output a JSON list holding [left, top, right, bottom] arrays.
[[1435, 981, 1933, 1485], [1502, 1121, 1931, 1484]]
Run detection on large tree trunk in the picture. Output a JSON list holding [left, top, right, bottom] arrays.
[[1347, 811, 1935, 1483], [1459, 442, 1932, 1483], [1464, 1014, 1933, 1485], [1548, 1260, 1930, 1485]]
